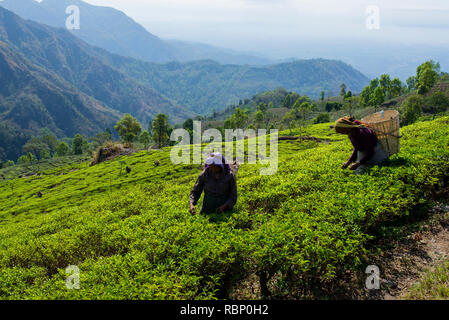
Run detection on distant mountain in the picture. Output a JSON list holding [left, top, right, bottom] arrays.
[[0, 39, 122, 161], [107, 58, 370, 114], [0, 4, 369, 120], [0, 7, 194, 161], [166, 40, 273, 66], [0, 0, 177, 63], [0, 0, 272, 66], [0, 7, 193, 124]]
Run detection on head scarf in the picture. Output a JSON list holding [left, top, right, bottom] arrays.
[[205, 152, 231, 173], [335, 116, 365, 129]]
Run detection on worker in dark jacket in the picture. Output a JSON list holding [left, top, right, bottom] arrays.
[[335, 117, 389, 174], [189, 152, 237, 215]]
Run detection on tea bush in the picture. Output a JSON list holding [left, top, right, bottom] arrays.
[[0, 117, 448, 299]]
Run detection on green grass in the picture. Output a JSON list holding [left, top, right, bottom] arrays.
[[407, 261, 449, 300], [0, 117, 448, 299]]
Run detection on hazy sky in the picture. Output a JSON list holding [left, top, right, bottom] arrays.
[[83, 0, 449, 56]]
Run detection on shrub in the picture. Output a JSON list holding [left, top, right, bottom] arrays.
[[55, 142, 69, 157], [0, 116, 448, 300], [400, 95, 424, 126], [314, 113, 330, 124], [423, 91, 449, 114], [2, 160, 15, 168]]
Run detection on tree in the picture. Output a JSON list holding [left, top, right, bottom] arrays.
[[2, 160, 14, 168], [223, 118, 233, 130], [369, 78, 379, 91], [441, 73, 449, 82], [340, 84, 347, 97], [390, 78, 404, 97], [281, 111, 295, 127], [18, 152, 35, 164], [231, 108, 249, 128], [400, 95, 424, 126], [289, 120, 296, 134], [283, 93, 300, 108], [254, 110, 265, 129], [320, 91, 325, 101], [72, 134, 85, 155], [114, 114, 142, 143], [139, 130, 152, 149], [41, 134, 58, 156], [257, 103, 268, 114], [314, 113, 330, 124], [416, 60, 440, 94], [91, 131, 112, 149], [40, 149, 51, 160], [379, 74, 392, 95], [295, 95, 311, 105], [22, 137, 50, 160], [293, 101, 312, 136], [424, 91, 449, 114], [325, 102, 343, 112], [360, 86, 372, 107], [182, 118, 194, 132], [371, 86, 385, 109], [344, 96, 359, 117], [55, 142, 69, 157], [343, 91, 353, 101], [17, 155, 30, 165], [406, 76, 417, 92], [152, 114, 170, 148]]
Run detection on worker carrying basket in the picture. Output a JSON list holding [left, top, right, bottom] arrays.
[[335, 110, 400, 174]]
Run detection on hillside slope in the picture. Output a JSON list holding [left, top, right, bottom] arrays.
[[0, 116, 448, 299], [0, 7, 193, 126], [0, 0, 273, 66], [0, 40, 122, 162], [109, 58, 370, 114], [0, 6, 369, 121], [0, 0, 177, 63]]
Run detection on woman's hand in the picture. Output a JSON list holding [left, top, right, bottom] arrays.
[[189, 203, 196, 215], [217, 204, 228, 214], [350, 162, 361, 170], [341, 162, 350, 169]]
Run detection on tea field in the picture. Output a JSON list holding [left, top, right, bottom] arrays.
[[0, 117, 448, 299]]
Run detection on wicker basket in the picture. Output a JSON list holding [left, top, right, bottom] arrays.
[[362, 110, 400, 157]]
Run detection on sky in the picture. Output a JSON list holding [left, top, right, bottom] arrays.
[[81, 0, 449, 78], [83, 0, 449, 54]]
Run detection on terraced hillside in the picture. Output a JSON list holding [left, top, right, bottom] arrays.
[[0, 116, 448, 299]]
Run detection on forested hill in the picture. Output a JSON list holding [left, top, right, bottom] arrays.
[[0, 2, 370, 115], [107, 58, 370, 114], [0, 40, 121, 163], [0, 0, 273, 66], [0, 7, 191, 123], [0, 6, 369, 162], [0, 7, 193, 162], [0, 0, 177, 63]]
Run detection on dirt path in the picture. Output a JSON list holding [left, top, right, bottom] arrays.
[[364, 203, 449, 300]]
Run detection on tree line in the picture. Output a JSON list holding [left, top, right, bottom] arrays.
[[1, 113, 175, 168]]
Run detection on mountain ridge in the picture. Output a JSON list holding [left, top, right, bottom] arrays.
[[0, 7, 193, 123]]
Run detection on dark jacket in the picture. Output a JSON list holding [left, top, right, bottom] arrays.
[[190, 169, 237, 210], [348, 128, 379, 164]]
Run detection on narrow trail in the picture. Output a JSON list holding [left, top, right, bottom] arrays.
[[364, 203, 449, 300]]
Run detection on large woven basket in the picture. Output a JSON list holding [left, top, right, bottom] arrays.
[[362, 110, 400, 157]]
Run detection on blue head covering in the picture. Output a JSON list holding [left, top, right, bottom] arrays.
[[205, 152, 230, 173]]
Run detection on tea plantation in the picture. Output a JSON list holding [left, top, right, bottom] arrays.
[[0, 117, 448, 299]]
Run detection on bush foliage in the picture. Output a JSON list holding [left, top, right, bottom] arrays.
[[0, 117, 448, 299]]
